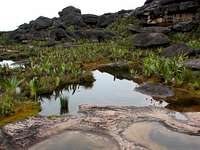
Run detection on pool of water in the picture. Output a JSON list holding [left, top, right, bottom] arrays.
[[0, 60, 24, 68], [29, 130, 119, 150], [39, 70, 167, 116], [123, 122, 200, 150]]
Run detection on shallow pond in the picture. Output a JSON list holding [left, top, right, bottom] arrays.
[[39, 70, 167, 116], [29, 130, 119, 150], [123, 122, 200, 150], [0, 60, 24, 68]]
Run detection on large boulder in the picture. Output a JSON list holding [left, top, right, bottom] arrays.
[[50, 28, 73, 41], [97, 13, 117, 28], [133, 33, 170, 48], [135, 83, 174, 98], [82, 14, 99, 26], [58, 6, 85, 26], [30, 16, 53, 30], [161, 43, 193, 57], [184, 59, 200, 70]]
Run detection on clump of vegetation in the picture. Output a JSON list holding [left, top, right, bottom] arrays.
[[0, 94, 14, 116], [106, 16, 142, 36], [187, 40, 200, 49], [143, 54, 189, 84]]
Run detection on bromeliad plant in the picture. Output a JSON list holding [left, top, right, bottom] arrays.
[[143, 54, 188, 84], [29, 78, 38, 100], [1, 77, 23, 94]]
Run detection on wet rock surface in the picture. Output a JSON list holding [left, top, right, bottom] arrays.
[[135, 83, 174, 98], [29, 130, 119, 150], [1, 105, 200, 150]]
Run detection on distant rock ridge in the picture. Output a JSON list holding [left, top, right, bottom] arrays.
[[135, 0, 200, 26], [8, 6, 133, 42], [6, 2, 200, 44]]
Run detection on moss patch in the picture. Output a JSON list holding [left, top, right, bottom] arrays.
[[0, 101, 40, 126]]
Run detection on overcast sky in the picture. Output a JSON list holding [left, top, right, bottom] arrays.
[[0, 0, 145, 31]]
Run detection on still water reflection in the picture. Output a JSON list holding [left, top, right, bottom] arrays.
[[39, 70, 167, 116]]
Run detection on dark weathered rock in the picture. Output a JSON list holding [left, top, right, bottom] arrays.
[[135, 0, 200, 26], [135, 83, 174, 98], [128, 25, 171, 34], [172, 21, 198, 32], [161, 43, 193, 57], [74, 30, 116, 42], [50, 28, 72, 41], [82, 14, 99, 26], [30, 16, 53, 30], [58, 6, 85, 26], [97, 13, 117, 28], [184, 59, 200, 70], [133, 33, 170, 48]]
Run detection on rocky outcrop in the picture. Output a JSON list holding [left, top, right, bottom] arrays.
[[133, 32, 170, 48], [161, 43, 193, 57], [82, 14, 99, 26], [128, 25, 171, 34], [8, 6, 133, 43], [1, 105, 200, 150], [135, 0, 200, 27], [97, 13, 117, 28], [172, 21, 199, 32], [73, 30, 116, 42], [184, 59, 200, 70], [58, 6, 86, 27]]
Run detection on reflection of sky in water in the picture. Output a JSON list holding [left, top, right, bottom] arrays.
[[0, 60, 24, 68], [149, 122, 200, 150], [40, 70, 167, 116]]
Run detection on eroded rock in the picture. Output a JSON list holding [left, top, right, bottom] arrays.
[[161, 43, 193, 57], [184, 59, 200, 70], [1, 105, 200, 150], [135, 83, 174, 98], [133, 33, 170, 48]]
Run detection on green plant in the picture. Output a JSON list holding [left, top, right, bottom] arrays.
[[29, 78, 38, 99], [0, 94, 13, 116], [187, 40, 200, 49], [1, 77, 23, 93], [143, 54, 187, 84]]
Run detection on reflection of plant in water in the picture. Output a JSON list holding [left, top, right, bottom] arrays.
[[60, 95, 69, 115]]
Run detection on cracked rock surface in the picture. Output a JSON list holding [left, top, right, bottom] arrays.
[[1, 105, 200, 150]]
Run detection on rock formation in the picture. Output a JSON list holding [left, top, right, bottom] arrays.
[[135, 0, 200, 26]]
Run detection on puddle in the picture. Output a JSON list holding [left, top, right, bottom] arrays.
[[169, 112, 188, 121], [29, 130, 119, 150], [123, 122, 200, 150], [0, 60, 24, 68], [40, 70, 167, 116]]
